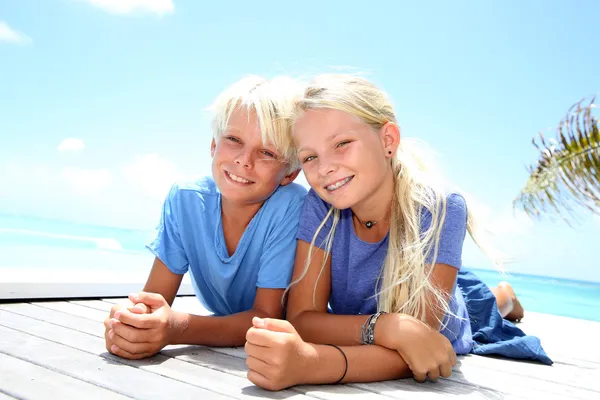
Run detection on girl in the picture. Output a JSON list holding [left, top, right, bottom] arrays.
[[244, 74, 551, 391]]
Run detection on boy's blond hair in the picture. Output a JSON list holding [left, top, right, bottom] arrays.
[[210, 75, 303, 174]]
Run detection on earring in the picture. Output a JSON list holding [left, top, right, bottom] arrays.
[[388, 151, 392, 155]]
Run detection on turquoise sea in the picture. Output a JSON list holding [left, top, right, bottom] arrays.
[[1, 214, 599, 322]]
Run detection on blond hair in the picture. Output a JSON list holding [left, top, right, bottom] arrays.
[[288, 74, 501, 323], [209, 75, 303, 173]]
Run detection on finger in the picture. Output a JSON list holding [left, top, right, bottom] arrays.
[[109, 345, 155, 360], [114, 311, 160, 329], [246, 354, 272, 375], [440, 361, 453, 379], [244, 342, 273, 363], [255, 317, 296, 334], [111, 320, 154, 343], [246, 326, 286, 347], [108, 330, 153, 355], [447, 345, 457, 366], [247, 368, 272, 389], [129, 292, 166, 307], [128, 303, 150, 314], [412, 370, 427, 383], [427, 366, 441, 382], [105, 330, 114, 353]]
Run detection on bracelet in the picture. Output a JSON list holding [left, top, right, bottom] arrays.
[[325, 344, 348, 384], [361, 311, 387, 345]]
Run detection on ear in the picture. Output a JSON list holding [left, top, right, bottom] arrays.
[[380, 122, 400, 158], [279, 168, 301, 186], [210, 138, 216, 158]]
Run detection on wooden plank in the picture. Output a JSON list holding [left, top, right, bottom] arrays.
[[1, 303, 103, 337], [0, 325, 231, 400], [32, 301, 109, 322], [70, 298, 600, 399], [69, 300, 116, 312], [518, 312, 600, 364], [0, 353, 130, 400], [0, 306, 310, 400], [456, 353, 599, 392]]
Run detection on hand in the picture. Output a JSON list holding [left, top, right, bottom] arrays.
[[104, 301, 150, 356], [377, 313, 457, 383], [245, 317, 316, 391], [106, 292, 180, 360]]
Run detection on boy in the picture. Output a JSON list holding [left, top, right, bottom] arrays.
[[104, 75, 307, 360]]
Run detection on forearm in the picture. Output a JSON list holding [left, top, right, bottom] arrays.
[[290, 311, 369, 346], [171, 308, 273, 347], [302, 343, 411, 385]]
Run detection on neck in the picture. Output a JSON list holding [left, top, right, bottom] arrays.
[[221, 197, 263, 228], [351, 168, 395, 233]]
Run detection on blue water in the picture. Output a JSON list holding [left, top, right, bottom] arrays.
[[1, 214, 599, 322]]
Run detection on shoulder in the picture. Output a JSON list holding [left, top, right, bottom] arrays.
[[267, 182, 308, 206], [164, 176, 219, 208], [261, 183, 308, 223], [445, 193, 468, 221], [303, 188, 330, 211], [420, 191, 468, 232]]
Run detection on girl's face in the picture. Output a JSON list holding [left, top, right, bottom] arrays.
[[293, 108, 398, 210]]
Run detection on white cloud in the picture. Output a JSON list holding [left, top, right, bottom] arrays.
[[82, 0, 174, 15], [57, 138, 86, 152], [123, 153, 182, 199], [0, 21, 32, 44], [61, 167, 113, 195]]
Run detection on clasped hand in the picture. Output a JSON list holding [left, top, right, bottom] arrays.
[[103, 292, 175, 360]]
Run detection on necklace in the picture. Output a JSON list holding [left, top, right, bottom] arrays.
[[353, 213, 386, 229]]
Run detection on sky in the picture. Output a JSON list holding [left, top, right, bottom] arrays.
[[1, 0, 599, 282]]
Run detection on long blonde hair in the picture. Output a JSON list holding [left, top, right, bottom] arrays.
[[288, 74, 501, 322], [209, 75, 303, 173]]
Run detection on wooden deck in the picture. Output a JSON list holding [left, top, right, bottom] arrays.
[[1, 296, 598, 400]]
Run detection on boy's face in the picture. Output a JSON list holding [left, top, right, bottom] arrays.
[[211, 109, 298, 206]]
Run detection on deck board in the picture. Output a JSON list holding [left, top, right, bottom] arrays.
[[1, 296, 598, 400], [0, 353, 131, 400], [0, 325, 231, 399]]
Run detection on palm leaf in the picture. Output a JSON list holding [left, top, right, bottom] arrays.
[[513, 96, 600, 224]]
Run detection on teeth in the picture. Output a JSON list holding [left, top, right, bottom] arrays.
[[326, 177, 351, 191], [227, 172, 251, 184]]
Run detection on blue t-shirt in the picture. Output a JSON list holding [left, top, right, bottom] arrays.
[[296, 189, 474, 354], [147, 177, 307, 316]]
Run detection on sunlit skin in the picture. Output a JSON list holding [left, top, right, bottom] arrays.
[[103, 107, 300, 360], [294, 108, 399, 242], [211, 108, 297, 214], [211, 109, 299, 255]]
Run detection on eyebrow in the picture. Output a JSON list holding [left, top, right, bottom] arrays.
[[298, 132, 344, 153]]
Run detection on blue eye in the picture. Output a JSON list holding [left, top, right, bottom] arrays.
[[261, 150, 276, 158], [226, 136, 241, 143], [303, 155, 316, 163]]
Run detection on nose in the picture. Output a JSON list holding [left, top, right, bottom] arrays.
[[234, 150, 253, 169], [317, 158, 337, 177]]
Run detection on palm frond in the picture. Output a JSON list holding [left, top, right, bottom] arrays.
[[513, 96, 600, 224]]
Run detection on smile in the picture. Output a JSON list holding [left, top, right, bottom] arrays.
[[325, 176, 353, 191], [225, 171, 254, 184]]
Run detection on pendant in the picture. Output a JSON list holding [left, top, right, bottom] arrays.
[[365, 221, 375, 228]]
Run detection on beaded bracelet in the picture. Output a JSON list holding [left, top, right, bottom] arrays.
[[361, 311, 387, 345], [326, 344, 348, 384]]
